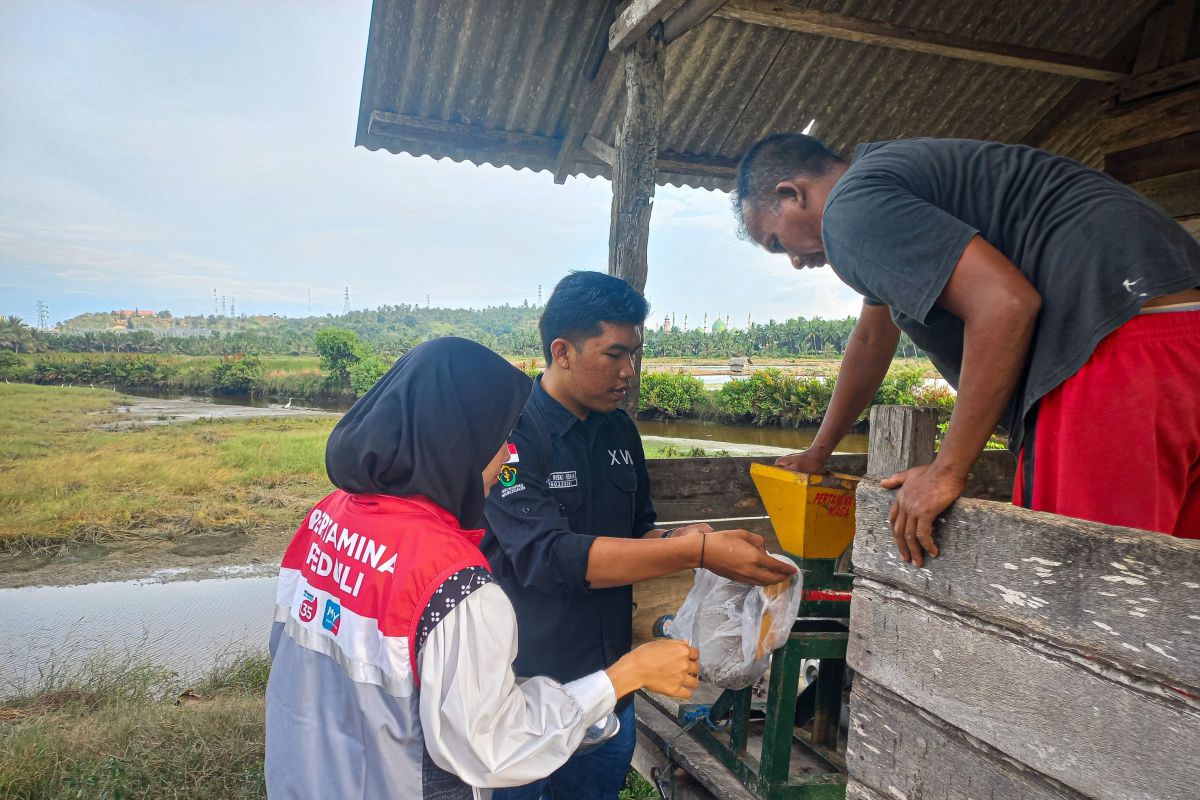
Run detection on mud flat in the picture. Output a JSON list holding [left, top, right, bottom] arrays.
[[98, 395, 337, 429]]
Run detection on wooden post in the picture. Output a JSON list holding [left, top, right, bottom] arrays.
[[865, 405, 937, 478], [609, 28, 663, 414]]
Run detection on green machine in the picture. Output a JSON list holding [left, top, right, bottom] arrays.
[[654, 464, 859, 800]]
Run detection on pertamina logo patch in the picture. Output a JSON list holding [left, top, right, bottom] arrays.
[[322, 599, 342, 635], [499, 464, 519, 487], [298, 590, 317, 622]]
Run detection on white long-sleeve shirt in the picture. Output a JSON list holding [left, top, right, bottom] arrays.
[[418, 582, 618, 790]]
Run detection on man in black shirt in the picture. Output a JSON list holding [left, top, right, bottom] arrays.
[[484, 271, 795, 800], [734, 134, 1200, 563]]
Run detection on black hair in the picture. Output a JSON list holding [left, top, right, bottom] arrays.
[[733, 133, 844, 237], [539, 271, 650, 364]]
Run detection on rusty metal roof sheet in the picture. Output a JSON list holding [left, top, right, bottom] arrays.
[[356, 1, 1159, 190]]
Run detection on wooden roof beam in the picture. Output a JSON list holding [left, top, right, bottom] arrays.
[[663, 0, 731, 44], [583, 135, 738, 180], [609, 0, 686, 50], [554, 2, 621, 184], [368, 111, 558, 160], [714, 1, 1131, 82]]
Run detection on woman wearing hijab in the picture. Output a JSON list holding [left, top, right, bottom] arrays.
[[265, 337, 699, 800]]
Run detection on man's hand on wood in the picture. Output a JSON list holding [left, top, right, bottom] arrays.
[[880, 465, 966, 567], [775, 449, 828, 474]]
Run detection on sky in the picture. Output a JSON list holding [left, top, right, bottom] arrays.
[[0, 0, 864, 328]]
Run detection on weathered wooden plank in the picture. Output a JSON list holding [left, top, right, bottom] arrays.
[[1180, 215, 1200, 239], [635, 700, 760, 800], [582, 133, 619, 165], [645, 452, 1010, 515], [1099, 83, 1200, 152], [865, 405, 937, 479], [844, 780, 890, 800], [609, 32, 663, 294], [1131, 0, 1194, 77], [847, 677, 1086, 800], [848, 581, 1200, 800], [853, 481, 1200, 689], [713, 2, 1130, 82], [553, 3, 620, 184], [633, 569, 698, 640], [583, 135, 739, 179], [610, 0, 686, 50], [1118, 56, 1200, 103], [609, 31, 662, 415], [1105, 131, 1200, 184], [1023, 23, 1145, 151], [1131, 167, 1200, 219], [662, 0, 729, 44]]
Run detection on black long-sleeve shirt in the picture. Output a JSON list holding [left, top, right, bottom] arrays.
[[482, 377, 657, 688]]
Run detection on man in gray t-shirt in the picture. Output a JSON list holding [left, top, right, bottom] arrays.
[[735, 135, 1200, 562]]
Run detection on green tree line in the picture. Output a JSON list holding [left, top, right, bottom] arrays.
[[7, 307, 926, 361]]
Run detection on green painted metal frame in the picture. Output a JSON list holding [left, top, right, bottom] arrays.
[[668, 556, 853, 800]]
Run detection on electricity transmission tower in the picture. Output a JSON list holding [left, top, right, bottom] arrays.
[[343, 287, 351, 315], [36, 301, 49, 329]]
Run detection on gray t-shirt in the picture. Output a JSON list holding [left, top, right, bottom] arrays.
[[822, 138, 1200, 451]]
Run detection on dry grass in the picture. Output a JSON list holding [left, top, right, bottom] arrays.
[[0, 650, 270, 799], [0, 384, 335, 555]]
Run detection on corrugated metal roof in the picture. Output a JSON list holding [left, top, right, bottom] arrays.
[[356, 0, 1158, 189]]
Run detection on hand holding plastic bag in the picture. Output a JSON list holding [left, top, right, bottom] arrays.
[[668, 554, 802, 688]]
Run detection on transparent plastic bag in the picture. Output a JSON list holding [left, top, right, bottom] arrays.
[[668, 554, 802, 689]]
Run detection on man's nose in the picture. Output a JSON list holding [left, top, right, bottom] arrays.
[[621, 354, 635, 376], [790, 253, 804, 269]]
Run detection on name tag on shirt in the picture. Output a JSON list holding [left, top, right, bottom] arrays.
[[547, 470, 579, 489]]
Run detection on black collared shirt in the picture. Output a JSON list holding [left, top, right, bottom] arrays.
[[482, 376, 657, 687]]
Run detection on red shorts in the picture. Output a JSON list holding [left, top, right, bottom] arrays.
[[1013, 309, 1200, 538]]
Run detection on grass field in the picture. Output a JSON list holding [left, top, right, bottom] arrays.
[[0, 648, 657, 799], [0, 383, 731, 562], [0, 383, 336, 557]]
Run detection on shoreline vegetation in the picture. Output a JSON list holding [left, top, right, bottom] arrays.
[[0, 647, 660, 799], [2, 309, 948, 428], [0, 350, 952, 429], [0, 352, 960, 566]]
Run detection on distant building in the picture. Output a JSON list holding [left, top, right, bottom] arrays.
[[729, 356, 753, 374], [115, 309, 156, 319], [662, 314, 672, 332]]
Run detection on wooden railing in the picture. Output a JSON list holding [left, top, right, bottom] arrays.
[[636, 448, 1015, 640], [845, 407, 1200, 800]]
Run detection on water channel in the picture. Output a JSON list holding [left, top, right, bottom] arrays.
[[0, 381, 872, 694]]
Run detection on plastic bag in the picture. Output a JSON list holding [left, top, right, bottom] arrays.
[[668, 554, 803, 689]]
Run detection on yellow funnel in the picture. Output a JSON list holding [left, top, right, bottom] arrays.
[[750, 463, 859, 559]]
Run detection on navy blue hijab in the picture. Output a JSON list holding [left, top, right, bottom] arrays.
[[325, 337, 532, 528]]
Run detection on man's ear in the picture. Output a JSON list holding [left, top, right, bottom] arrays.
[[549, 338, 573, 369], [773, 178, 806, 207]]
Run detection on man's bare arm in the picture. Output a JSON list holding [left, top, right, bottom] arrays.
[[777, 302, 900, 473], [585, 530, 795, 589], [883, 235, 1041, 565]]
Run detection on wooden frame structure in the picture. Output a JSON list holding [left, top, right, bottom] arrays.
[[356, 5, 1200, 795]]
